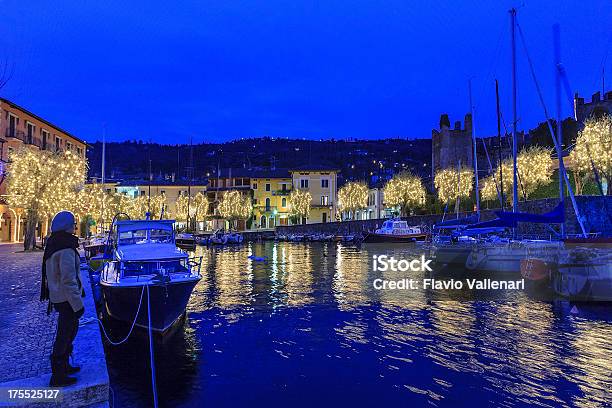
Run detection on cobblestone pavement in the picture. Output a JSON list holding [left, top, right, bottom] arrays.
[[0, 244, 56, 383]]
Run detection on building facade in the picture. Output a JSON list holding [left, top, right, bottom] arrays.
[[251, 169, 292, 229], [289, 165, 338, 224], [206, 168, 253, 230], [0, 98, 87, 242]]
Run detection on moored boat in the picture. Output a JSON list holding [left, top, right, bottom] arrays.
[[100, 220, 202, 333], [175, 232, 197, 251], [363, 219, 427, 243], [553, 247, 612, 302]]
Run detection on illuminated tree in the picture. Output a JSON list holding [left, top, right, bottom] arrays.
[[434, 166, 473, 204], [6, 148, 86, 250], [513, 146, 553, 200], [288, 189, 311, 222], [570, 115, 612, 194], [480, 173, 500, 202], [76, 183, 118, 228], [218, 190, 251, 227], [174, 192, 208, 227], [338, 181, 368, 219], [383, 172, 426, 216], [480, 147, 553, 203]]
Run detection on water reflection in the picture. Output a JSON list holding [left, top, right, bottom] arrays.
[[105, 242, 612, 408]]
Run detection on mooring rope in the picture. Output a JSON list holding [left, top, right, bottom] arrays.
[[96, 285, 145, 346]]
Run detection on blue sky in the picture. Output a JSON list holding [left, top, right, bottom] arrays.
[[0, 1, 610, 143]]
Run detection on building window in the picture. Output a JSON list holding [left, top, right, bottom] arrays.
[[281, 197, 287, 207], [140, 191, 145, 196], [253, 183, 257, 189], [300, 179, 309, 189], [55, 136, 61, 151], [321, 179, 329, 188], [321, 195, 329, 205], [265, 183, 271, 191], [66, 142, 72, 151], [265, 198, 271, 210], [26, 122, 35, 144], [160, 190, 165, 195], [41, 130, 49, 149], [76, 147, 82, 156]]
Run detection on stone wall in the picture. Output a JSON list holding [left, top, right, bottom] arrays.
[[275, 196, 612, 237]]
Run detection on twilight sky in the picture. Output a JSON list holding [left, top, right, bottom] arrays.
[[0, 1, 610, 143]]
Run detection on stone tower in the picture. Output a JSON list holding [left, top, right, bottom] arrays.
[[431, 113, 474, 182], [574, 91, 612, 122]]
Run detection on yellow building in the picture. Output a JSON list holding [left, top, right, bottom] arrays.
[[251, 169, 293, 228], [289, 165, 339, 224], [0, 98, 88, 242]]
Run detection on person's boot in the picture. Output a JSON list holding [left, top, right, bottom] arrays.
[[66, 360, 81, 374], [49, 356, 77, 387]]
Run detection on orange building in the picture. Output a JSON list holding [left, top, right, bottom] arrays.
[[0, 98, 87, 242]]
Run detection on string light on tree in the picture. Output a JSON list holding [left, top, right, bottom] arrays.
[[383, 172, 426, 216], [288, 189, 311, 220], [218, 190, 252, 225], [6, 148, 87, 250], [434, 166, 473, 204], [338, 181, 368, 219], [569, 115, 612, 194]]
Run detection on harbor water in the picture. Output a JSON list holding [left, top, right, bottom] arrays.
[[102, 242, 612, 407]]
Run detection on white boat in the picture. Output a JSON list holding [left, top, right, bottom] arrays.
[[553, 247, 612, 302], [100, 220, 202, 333], [465, 239, 564, 274], [364, 219, 427, 243]]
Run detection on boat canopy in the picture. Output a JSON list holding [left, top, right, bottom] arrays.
[[434, 215, 479, 230], [116, 243, 188, 261], [115, 220, 175, 233], [495, 202, 564, 224]]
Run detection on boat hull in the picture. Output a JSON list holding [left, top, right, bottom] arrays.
[[101, 279, 200, 333], [363, 233, 427, 243]]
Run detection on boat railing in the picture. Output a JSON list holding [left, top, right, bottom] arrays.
[[187, 256, 203, 276]]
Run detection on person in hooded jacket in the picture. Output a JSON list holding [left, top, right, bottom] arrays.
[[41, 211, 85, 387]]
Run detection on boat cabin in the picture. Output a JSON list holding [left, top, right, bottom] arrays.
[[376, 220, 422, 235]]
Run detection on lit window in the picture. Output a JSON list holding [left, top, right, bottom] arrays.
[[321, 195, 329, 205]]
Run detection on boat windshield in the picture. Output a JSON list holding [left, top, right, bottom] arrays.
[[122, 259, 188, 277], [118, 228, 173, 245]]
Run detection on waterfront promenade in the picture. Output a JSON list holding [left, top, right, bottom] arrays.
[[0, 244, 109, 407]]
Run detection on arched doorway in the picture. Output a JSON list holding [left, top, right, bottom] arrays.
[[260, 215, 267, 229]]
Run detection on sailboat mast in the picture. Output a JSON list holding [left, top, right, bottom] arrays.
[[101, 124, 106, 232], [510, 8, 519, 239], [553, 25, 566, 239], [468, 79, 480, 219], [495, 80, 504, 210], [187, 138, 193, 231]]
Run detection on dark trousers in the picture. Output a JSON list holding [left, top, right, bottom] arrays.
[[51, 302, 79, 376]]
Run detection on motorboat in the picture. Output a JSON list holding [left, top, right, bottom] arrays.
[[175, 232, 196, 251], [100, 220, 202, 333], [83, 233, 110, 260], [226, 232, 244, 244], [363, 219, 427, 243]]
